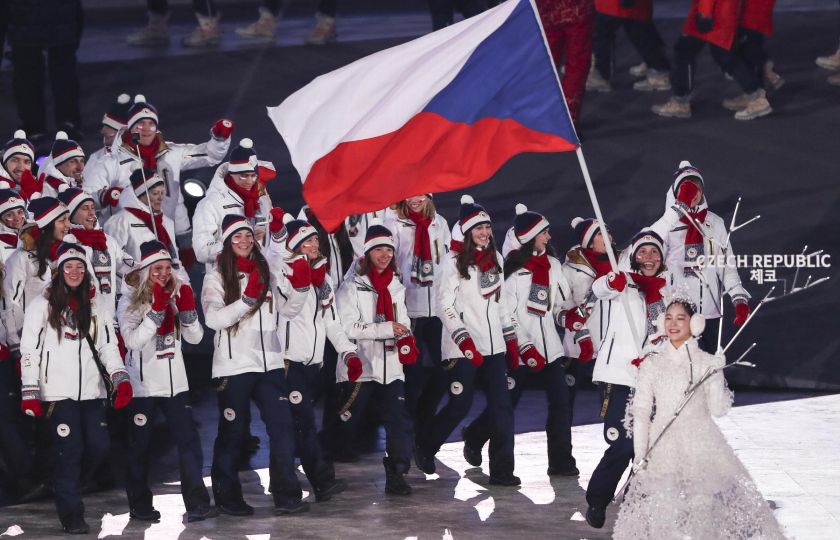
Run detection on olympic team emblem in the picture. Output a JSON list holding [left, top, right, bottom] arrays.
[[97, 252, 108, 264], [164, 335, 175, 346], [606, 427, 620, 441], [289, 391, 303, 405], [57, 424, 71, 437], [565, 374, 576, 386], [527, 357, 538, 368], [537, 289, 548, 301], [464, 350, 474, 360], [422, 262, 432, 274], [340, 410, 352, 422], [133, 414, 148, 427], [488, 273, 497, 282], [400, 345, 411, 355], [507, 377, 515, 390], [450, 382, 463, 395], [223, 408, 236, 421], [686, 247, 698, 259]]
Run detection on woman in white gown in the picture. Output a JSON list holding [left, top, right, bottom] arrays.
[[614, 297, 785, 540]]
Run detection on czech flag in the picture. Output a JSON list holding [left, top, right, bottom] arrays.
[[268, 0, 579, 232]]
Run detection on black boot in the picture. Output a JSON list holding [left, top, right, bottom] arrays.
[[60, 512, 89, 535], [314, 478, 348, 502], [383, 457, 412, 496], [585, 504, 606, 528], [129, 506, 161, 522], [186, 503, 219, 522], [413, 444, 436, 475], [461, 428, 482, 467], [274, 499, 310, 515], [488, 473, 521, 487], [216, 498, 254, 516]]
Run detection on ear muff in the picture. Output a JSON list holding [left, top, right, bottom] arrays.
[[654, 313, 665, 334], [689, 314, 706, 337]]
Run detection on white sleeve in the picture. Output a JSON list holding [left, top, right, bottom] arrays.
[[191, 199, 223, 264], [19, 298, 47, 390], [436, 255, 467, 342], [720, 236, 750, 305], [704, 352, 733, 417], [96, 316, 127, 377], [83, 154, 118, 210], [591, 274, 621, 301], [116, 295, 158, 351], [647, 203, 683, 242], [336, 277, 394, 341], [103, 214, 130, 254], [631, 359, 656, 461], [170, 136, 230, 172], [200, 272, 251, 331], [274, 260, 312, 318], [3, 250, 30, 348], [324, 302, 357, 355]]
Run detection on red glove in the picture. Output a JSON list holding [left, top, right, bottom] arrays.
[[0, 343, 9, 361], [287, 257, 312, 290], [113, 381, 133, 409], [21, 399, 43, 417], [211, 119, 235, 140], [520, 344, 546, 372], [631, 357, 645, 367], [457, 337, 484, 367], [269, 207, 286, 234], [243, 269, 264, 301], [19, 169, 43, 201], [397, 335, 419, 365], [175, 284, 196, 312], [505, 338, 520, 371], [178, 247, 197, 271], [151, 282, 169, 312], [607, 272, 627, 293], [115, 329, 127, 360], [344, 352, 363, 383], [733, 302, 750, 326], [676, 180, 700, 208], [562, 307, 587, 332], [100, 187, 122, 207], [578, 337, 595, 363]]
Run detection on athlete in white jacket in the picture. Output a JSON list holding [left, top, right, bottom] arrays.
[[330, 220, 417, 495], [384, 195, 451, 454], [0, 188, 26, 264], [416, 195, 528, 486], [19, 241, 132, 534], [462, 205, 579, 476], [585, 230, 672, 530], [38, 132, 85, 198], [83, 95, 233, 264], [200, 215, 308, 516], [117, 239, 216, 523]]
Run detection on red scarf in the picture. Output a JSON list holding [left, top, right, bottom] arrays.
[[450, 239, 463, 253], [72, 228, 108, 251], [473, 247, 497, 272], [236, 256, 256, 273], [125, 207, 172, 249], [523, 251, 551, 315], [225, 175, 260, 218], [580, 247, 612, 278], [49, 241, 62, 261], [629, 273, 666, 305], [367, 266, 395, 323], [407, 210, 433, 285], [123, 131, 158, 169], [679, 208, 707, 266], [0, 233, 18, 247]]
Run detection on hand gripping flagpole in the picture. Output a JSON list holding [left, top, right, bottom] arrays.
[[613, 344, 757, 504]]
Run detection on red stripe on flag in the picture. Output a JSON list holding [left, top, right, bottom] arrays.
[[304, 112, 578, 232]]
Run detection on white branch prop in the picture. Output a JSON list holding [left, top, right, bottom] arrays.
[[722, 286, 775, 355]]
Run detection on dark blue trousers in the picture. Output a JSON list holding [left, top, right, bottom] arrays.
[[125, 392, 210, 512], [285, 361, 335, 490], [404, 317, 447, 447], [45, 399, 109, 519], [463, 359, 576, 470], [211, 369, 302, 507], [421, 353, 515, 477], [586, 383, 634, 509], [0, 359, 37, 495]]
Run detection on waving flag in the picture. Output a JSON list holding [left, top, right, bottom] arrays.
[[268, 0, 579, 231]]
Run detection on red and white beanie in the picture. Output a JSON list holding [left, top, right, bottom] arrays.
[[629, 230, 664, 260], [130, 168, 165, 197], [28, 195, 69, 230], [284, 214, 318, 252], [57, 186, 94, 218], [459, 194, 491, 234], [672, 160, 704, 193], [53, 239, 88, 270], [139, 240, 171, 270], [51, 131, 85, 168], [3, 130, 34, 167], [513, 203, 550, 245], [0, 189, 26, 217], [364, 219, 394, 254], [571, 217, 602, 249], [127, 94, 159, 130], [221, 214, 254, 244], [228, 138, 258, 174], [102, 93, 131, 130]]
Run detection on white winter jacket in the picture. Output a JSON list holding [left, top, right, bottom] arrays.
[[39, 162, 81, 199], [84, 129, 230, 242], [0, 223, 20, 264], [276, 259, 356, 366], [590, 266, 672, 388], [68, 228, 135, 320], [117, 287, 203, 398], [648, 181, 750, 319], [3, 248, 51, 352], [336, 269, 410, 384], [504, 254, 576, 364], [20, 295, 126, 401], [385, 212, 451, 319], [192, 163, 275, 265], [436, 250, 529, 360], [561, 246, 609, 359], [201, 266, 285, 378], [103, 190, 179, 264], [84, 146, 120, 225]]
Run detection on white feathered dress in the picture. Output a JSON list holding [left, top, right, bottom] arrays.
[[614, 338, 785, 540]]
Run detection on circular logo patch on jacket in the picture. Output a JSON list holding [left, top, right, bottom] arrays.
[[565, 374, 576, 386], [289, 391, 303, 404], [57, 424, 71, 437], [507, 377, 516, 390], [464, 350, 473, 360], [340, 410, 352, 422], [537, 290, 548, 300], [223, 408, 236, 421], [606, 427, 620, 441], [450, 382, 463, 395], [133, 413, 148, 427], [526, 357, 538, 368], [400, 345, 411, 355]]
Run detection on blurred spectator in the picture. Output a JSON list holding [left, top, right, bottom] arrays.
[[429, 0, 486, 31], [6, 0, 84, 142], [815, 0, 840, 85]]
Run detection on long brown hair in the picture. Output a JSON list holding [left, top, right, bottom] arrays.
[[356, 251, 398, 278], [125, 264, 180, 314], [304, 207, 353, 277], [35, 222, 60, 278], [395, 197, 436, 221], [218, 238, 270, 332], [456, 232, 501, 280], [504, 238, 558, 279], [47, 270, 92, 339]]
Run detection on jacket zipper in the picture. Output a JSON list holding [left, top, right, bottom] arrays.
[[485, 298, 493, 354], [539, 319, 548, 360], [168, 356, 174, 398], [285, 321, 291, 353], [259, 309, 267, 372], [227, 329, 233, 358], [77, 339, 83, 401], [382, 341, 387, 382], [605, 336, 615, 365], [309, 289, 319, 364], [45, 351, 50, 384]]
